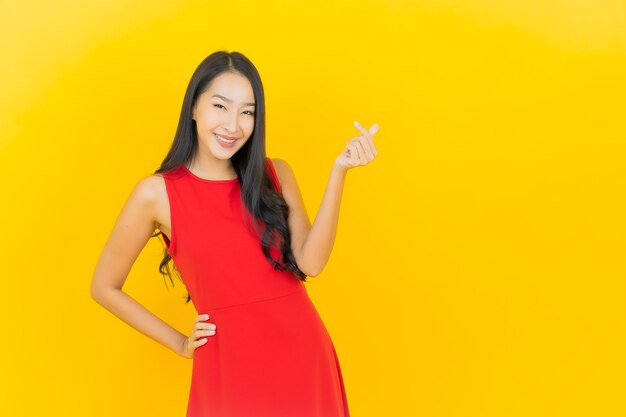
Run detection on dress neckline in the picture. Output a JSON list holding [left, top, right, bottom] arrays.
[[181, 165, 239, 183]]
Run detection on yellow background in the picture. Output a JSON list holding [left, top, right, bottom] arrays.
[[2, 1, 625, 416]]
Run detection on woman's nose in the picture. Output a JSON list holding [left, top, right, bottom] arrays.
[[222, 110, 239, 133]]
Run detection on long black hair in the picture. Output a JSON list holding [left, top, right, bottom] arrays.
[[152, 50, 306, 303]]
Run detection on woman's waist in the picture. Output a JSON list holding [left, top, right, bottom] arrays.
[[193, 281, 306, 313]]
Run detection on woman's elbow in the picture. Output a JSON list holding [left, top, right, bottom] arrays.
[[90, 282, 106, 305], [297, 261, 323, 278], [90, 279, 117, 306]]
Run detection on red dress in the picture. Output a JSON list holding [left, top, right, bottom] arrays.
[[161, 157, 350, 417]]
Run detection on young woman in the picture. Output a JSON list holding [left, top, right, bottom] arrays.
[[90, 50, 378, 417]]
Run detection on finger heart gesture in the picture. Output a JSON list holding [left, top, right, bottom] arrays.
[[335, 121, 379, 171]]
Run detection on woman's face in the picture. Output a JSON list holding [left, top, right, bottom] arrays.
[[192, 71, 256, 161]]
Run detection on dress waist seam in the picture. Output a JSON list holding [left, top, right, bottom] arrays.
[[202, 287, 305, 313]]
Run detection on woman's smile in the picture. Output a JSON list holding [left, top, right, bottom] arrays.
[[214, 132, 238, 147]]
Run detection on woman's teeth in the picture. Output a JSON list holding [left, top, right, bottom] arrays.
[[214, 133, 235, 144]]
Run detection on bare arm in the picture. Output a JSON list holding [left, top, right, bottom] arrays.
[[90, 176, 187, 357], [273, 159, 345, 277], [273, 122, 379, 277], [300, 163, 349, 275]]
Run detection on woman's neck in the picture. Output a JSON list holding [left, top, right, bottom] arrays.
[[186, 157, 237, 180]]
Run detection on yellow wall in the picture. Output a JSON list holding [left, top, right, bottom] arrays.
[[2, 1, 625, 416]]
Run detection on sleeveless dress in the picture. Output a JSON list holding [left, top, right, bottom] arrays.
[[160, 157, 350, 417]]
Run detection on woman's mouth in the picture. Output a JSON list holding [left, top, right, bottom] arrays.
[[214, 133, 237, 147]]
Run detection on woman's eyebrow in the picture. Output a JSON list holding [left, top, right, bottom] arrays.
[[212, 94, 256, 107]]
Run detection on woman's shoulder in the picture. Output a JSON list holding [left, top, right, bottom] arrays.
[[129, 173, 168, 207], [267, 157, 284, 177], [269, 157, 293, 180]]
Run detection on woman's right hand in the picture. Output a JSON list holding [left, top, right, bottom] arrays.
[[180, 313, 216, 359]]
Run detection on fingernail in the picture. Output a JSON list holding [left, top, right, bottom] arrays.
[[353, 121, 359, 126]]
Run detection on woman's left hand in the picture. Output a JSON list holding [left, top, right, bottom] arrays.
[[334, 121, 379, 172]]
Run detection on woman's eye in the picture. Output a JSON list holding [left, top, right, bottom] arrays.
[[213, 104, 253, 116]]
